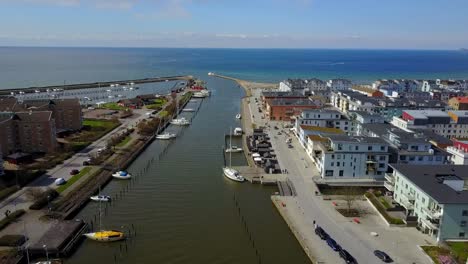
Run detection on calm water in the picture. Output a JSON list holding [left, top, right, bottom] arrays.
[[65, 77, 310, 264], [1, 47, 468, 89]]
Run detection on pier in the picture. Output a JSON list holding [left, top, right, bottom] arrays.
[[0, 75, 193, 96]]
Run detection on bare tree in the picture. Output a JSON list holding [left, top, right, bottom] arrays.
[[342, 187, 362, 213]]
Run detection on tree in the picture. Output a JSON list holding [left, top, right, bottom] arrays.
[[342, 187, 362, 213]]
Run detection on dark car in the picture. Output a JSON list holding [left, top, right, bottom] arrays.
[[339, 249, 357, 264], [70, 169, 80, 175], [374, 250, 393, 263], [288, 144, 293, 148], [326, 237, 341, 251], [82, 161, 90, 166], [274, 126, 279, 130], [314, 227, 329, 240]]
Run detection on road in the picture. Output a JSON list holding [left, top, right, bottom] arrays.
[[0, 108, 152, 218], [246, 88, 433, 264]]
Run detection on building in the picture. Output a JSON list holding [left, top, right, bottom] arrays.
[[351, 85, 384, 97], [279, 79, 327, 94], [392, 110, 468, 139], [437, 79, 460, 90], [264, 98, 321, 121], [307, 134, 389, 181], [448, 97, 468, 110], [447, 139, 468, 165], [331, 91, 381, 114], [0, 111, 57, 154], [386, 164, 468, 242], [421, 80, 437, 92], [361, 123, 448, 165], [117, 98, 144, 109], [431, 90, 463, 102], [326, 79, 352, 91]]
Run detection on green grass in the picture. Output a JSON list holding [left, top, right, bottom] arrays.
[[116, 136, 131, 147], [83, 119, 119, 129], [0, 186, 19, 202], [56, 167, 92, 193], [365, 192, 405, 225], [379, 197, 391, 209], [101, 102, 125, 110], [448, 242, 468, 262], [159, 110, 169, 117], [146, 98, 167, 110]]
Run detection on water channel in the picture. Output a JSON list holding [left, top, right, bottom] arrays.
[[66, 76, 310, 264]]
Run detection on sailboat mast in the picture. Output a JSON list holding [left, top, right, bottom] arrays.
[[229, 127, 232, 167], [99, 199, 102, 231]]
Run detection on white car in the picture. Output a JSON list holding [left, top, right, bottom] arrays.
[[55, 178, 66, 186]]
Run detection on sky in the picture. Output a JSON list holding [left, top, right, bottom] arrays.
[[0, 0, 467, 49]]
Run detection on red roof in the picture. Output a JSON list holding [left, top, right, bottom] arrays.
[[455, 97, 468, 103]]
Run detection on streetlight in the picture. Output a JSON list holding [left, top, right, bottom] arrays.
[[47, 195, 51, 212], [42, 244, 49, 261]]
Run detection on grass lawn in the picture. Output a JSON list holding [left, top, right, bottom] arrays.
[[448, 242, 468, 262], [71, 119, 120, 143], [83, 119, 120, 129], [116, 136, 131, 147], [379, 197, 391, 209], [57, 167, 92, 193], [159, 110, 169, 117], [101, 102, 125, 110]]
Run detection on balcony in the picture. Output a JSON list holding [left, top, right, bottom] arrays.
[[402, 191, 415, 201], [384, 181, 394, 192], [422, 207, 442, 220], [420, 217, 440, 230], [385, 173, 394, 183], [400, 198, 414, 210]]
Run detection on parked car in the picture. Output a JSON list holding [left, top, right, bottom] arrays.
[[274, 126, 279, 130], [326, 237, 341, 251], [314, 226, 329, 240], [277, 132, 282, 135], [82, 161, 90, 166], [55, 178, 66, 186], [374, 250, 393, 263], [288, 144, 293, 148], [70, 169, 80, 175], [339, 249, 357, 264]]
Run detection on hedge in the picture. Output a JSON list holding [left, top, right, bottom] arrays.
[[0, 186, 19, 202], [0, 235, 26, 247], [29, 189, 58, 210], [365, 192, 405, 225], [0, 210, 26, 231]]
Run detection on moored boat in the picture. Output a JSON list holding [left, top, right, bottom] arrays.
[[112, 171, 132, 180], [236, 113, 241, 119], [225, 146, 243, 153], [90, 195, 112, 202], [223, 167, 245, 182], [170, 117, 190, 126], [156, 133, 177, 140]]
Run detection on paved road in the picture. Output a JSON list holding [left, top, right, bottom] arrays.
[[247, 88, 432, 264]]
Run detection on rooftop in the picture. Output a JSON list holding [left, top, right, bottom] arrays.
[[262, 91, 305, 98], [403, 110, 449, 119], [268, 98, 318, 106], [390, 164, 468, 204], [14, 111, 53, 122], [300, 125, 344, 134], [452, 97, 468, 104], [327, 134, 387, 144]]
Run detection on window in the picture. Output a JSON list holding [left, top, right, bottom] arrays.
[[325, 170, 334, 176], [337, 154, 341, 159], [355, 146, 359, 151], [331, 154, 335, 159], [331, 162, 334, 166], [379, 163, 385, 168], [337, 162, 340, 166], [461, 221, 467, 227], [463, 210, 468, 216], [339, 170, 344, 176], [380, 146, 385, 151], [379, 156, 386, 161], [409, 156, 415, 161], [418, 156, 424, 161], [459, 232, 466, 238], [368, 146, 372, 151]]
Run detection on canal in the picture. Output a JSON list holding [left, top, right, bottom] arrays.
[[66, 76, 310, 264]]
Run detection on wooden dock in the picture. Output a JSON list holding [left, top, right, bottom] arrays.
[[0, 75, 193, 96], [232, 166, 282, 185]]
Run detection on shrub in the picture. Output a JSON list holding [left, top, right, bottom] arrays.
[[0, 186, 19, 202], [0, 235, 26, 246], [365, 192, 404, 225], [0, 210, 26, 231], [29, 189, 58, 210]]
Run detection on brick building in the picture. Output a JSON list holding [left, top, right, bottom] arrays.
[[265, 98, 321, 121], [448, 97, 468, 110]]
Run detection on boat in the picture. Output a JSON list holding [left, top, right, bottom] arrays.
[[192, 89, 211, 98], [170, 117, 190, 126], [90, 195, 112, 202], [225, 146, 243, 153], [233, 127, 243, 136], [112, 171, 132, 180], [156, 133, 177, 140], [84, 196, 125, 242], [223, 128, 245, 182], [236, 113, 241, 119], [182, 108, 195, 112], [208, 72, 214, 76]]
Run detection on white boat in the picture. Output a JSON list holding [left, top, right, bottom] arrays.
[[156, 133, 177, 140], [236, 113, 241, 119], [90, 195, 111, 202], [225, 146, 243, 153], [233, 127, 243, 136], [223, 127, 245, 182], [182, 108, 195, 112], [112, 171, 132, 180], [170, 117, 190, 126], [193, 90, 211, 98]]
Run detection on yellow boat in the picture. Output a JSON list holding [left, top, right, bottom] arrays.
[[84, 230, 125, 242]]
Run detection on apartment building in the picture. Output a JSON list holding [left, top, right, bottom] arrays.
[[326, 79, 352, 91], [0, 111, 57, 154], [448, 97, 468, 110], [392, 110, 468, 138], [447, 139, 468, 165], [386, 164, 468, 242], [307, 134, 389, 181]]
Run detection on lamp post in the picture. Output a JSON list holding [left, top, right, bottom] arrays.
[[42, 244, 49, 261], [47, 195, 51, 212]]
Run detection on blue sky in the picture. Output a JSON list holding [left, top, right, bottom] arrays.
[[0, 0, 467, 49]]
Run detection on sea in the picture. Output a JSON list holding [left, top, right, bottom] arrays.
[[1, 47, 468, 89]]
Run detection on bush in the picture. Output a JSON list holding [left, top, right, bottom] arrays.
[[29, 189, 58, 210], [0, 210, 26, 231], [0, 235, 26, 246], [0, 186, 19, 202], [365, 192, 404, 225]]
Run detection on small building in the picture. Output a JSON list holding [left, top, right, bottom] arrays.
[[264, 98, 321, 121], [448, 96, 468, 110], [387, 164, 468, 242], [117, 98, 143, 109], [137, 94, 159, 104], [447, 139, 468, 165]]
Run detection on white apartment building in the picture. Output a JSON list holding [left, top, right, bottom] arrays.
[[447, 139, 468, 165], [386, 164, 468, 242], [392, 110, 468, 139], [421, 80, 438, 92], [326, 79, 352, 91], [307, 135, 389, 181], [279, 81, 292, 92]]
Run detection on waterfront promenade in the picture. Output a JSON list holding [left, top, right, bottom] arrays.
[[226, 75, 436, 264]]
